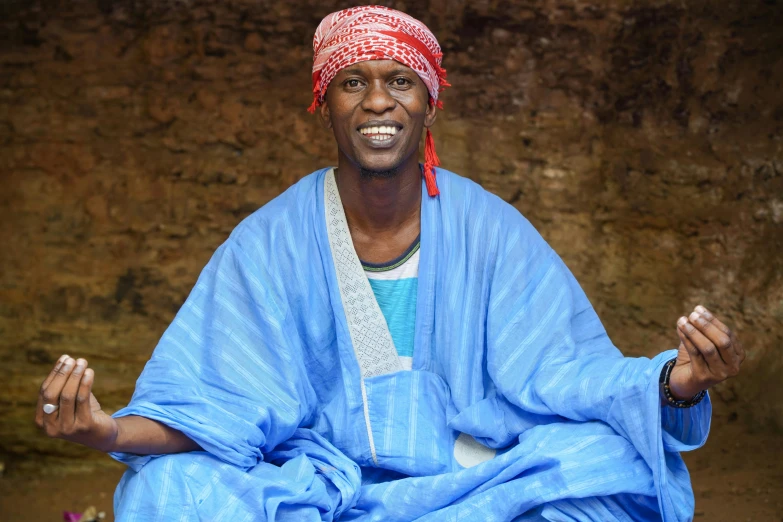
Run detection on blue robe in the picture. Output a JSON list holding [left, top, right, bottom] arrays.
[[111, 168, 710, 521]]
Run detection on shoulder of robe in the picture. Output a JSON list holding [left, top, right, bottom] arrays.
[[225, 169, 325, 253], [435, 167, 545, 248]]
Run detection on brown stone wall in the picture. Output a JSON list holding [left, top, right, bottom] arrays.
[[1, 0, 781, 464]]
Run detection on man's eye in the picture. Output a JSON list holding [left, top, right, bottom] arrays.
[[346, 79, 362, 88], [392, 78, 412, 87]]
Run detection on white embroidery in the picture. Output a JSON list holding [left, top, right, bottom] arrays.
[[324, 170, 402, 466], [324, 169, 403, 379], [453, 433, 497, 468]]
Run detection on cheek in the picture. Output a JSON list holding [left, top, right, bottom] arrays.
[[400, 91, 430, 122], [411, 84, 431, 113], [326, 100, 358, 134]]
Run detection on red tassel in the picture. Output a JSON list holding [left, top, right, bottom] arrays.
[[307, 97, 319, 114], [423, 128, 440, 197], [308, 73, 322, 114]]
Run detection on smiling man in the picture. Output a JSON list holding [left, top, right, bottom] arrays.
[[36, 6, 745, 521]]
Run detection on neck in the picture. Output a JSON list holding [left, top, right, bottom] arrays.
[[335, 153, 422, 236]]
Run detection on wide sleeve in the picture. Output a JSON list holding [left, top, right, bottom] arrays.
[[486, 214, 711, 520], [110, 238, 317, 472]]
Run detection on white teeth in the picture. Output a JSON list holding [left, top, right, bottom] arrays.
[[360, 126, 398, 136]]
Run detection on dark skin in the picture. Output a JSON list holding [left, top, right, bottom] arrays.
[[35, 60, 743, 456], [318, 59, 437, 263], [671, 306, 745, 399]]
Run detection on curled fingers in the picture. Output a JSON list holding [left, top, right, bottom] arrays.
[[40, 356, 76, 436], [59, 358, 87, 434], [76, 368, 95, 426], [35, 354, 69, 428], [678, 316, 727, 380], [696, 305, 745, 365]]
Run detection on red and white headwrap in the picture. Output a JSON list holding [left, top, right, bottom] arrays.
[[308, 5, 450, 197]]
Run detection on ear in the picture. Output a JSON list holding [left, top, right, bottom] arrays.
[[424, 100, 438, 128], [318, 100, 332, 130]]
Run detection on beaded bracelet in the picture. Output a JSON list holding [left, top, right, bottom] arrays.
[[659, 357, 707, 408]]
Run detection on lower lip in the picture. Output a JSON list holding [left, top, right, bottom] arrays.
[[358, 130, 402, 148]]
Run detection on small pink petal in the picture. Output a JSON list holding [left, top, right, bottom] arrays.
[[63, 512, 82, 522]]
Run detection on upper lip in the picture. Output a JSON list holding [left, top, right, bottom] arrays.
[[357, 120, 403, 131]]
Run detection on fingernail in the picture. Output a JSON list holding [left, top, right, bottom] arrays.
[[55, 355, 67, 368], [677, 317, 687, 326], [695, 305, 706, 313], [74, 359, 86, 372], [690, 312, 700, 322], [63, 357, 74, 368]]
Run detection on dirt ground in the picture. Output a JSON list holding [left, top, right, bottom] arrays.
[[1, 414, 780, 522]]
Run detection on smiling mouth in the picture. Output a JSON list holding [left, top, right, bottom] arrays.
[[358, 125, 401, 143]]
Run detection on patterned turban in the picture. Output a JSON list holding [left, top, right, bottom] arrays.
[[308, 5, 450, 197]]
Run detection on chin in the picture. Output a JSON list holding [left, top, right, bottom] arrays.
[[355, 156, 403, 177], [357, 146, 413, 172]]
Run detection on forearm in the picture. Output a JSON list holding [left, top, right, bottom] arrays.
[[520, 353, 644, 423], [113, 415, 201, 455]]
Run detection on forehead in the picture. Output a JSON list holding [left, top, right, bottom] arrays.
[[334, 59, 418, 78]]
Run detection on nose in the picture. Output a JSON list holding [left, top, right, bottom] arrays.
[[360, 80, 396, 114]]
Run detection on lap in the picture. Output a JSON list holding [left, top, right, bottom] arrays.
[[114, 451, 326, 522], [114, 445, 659, 522]]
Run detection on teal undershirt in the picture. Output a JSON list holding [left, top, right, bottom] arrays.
[[361, 237, 419, 359], [366, 278, 417, 357]]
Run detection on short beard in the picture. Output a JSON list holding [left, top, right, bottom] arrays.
[[359, 165, 400, 180]]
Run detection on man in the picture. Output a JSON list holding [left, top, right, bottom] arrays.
[[36, 6, 744, 521]]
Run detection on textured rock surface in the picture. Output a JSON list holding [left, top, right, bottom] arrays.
[[0, 0, 781, 466]]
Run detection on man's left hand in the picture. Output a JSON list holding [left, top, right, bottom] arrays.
[[669, 305, 745, 400]]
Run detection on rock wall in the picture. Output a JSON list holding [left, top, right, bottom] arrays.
[[1, 0, 781, 463]]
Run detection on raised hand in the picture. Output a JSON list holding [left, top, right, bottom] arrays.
[[669, 305, 745, 401], [35, 355, 119, 452]]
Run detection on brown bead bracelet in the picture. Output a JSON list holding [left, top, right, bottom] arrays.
[[659, 357, 707, 408]]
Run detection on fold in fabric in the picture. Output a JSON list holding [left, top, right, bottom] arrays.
[[111, 168, 710, 521]]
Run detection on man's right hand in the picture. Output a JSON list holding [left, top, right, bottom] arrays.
[[35, 354, 119, 453]]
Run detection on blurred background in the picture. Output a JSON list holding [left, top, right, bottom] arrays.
[[0, 0, 781, 520]]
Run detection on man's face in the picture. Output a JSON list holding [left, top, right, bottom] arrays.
[[320, 59, 437, 175]]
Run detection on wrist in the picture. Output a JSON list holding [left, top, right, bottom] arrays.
[[660, 358, 707, 408], [668, 379, 700, 401], [667, 363, 703, 400], [101, 415, 122, 453]]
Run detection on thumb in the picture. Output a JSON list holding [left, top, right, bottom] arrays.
[[675, 341, 690, 364], [89, 391, 102, 413]]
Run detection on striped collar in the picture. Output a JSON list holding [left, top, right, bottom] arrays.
[[361, 235, 421, 272]]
